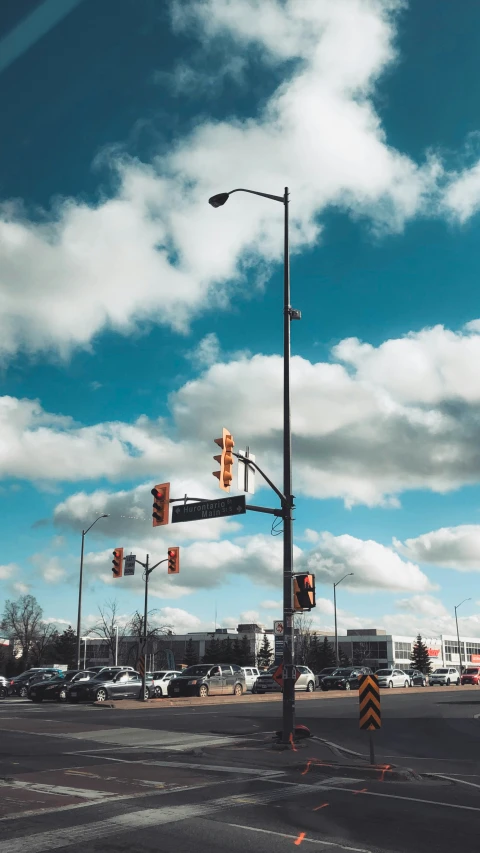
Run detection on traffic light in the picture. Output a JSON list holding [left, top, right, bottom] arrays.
[[112, 548, 124, 579], [151, 482, 170, 527], [213, 428, 234, 491], [294, 574, 316, 611], [167, 546, 180, 574]]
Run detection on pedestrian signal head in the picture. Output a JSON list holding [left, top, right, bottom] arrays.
[[151, 482, 170, 527], [112, 548, 124, 579], [294, 573, 316, 611], [213, 428, 234, 492], [167, 547, 180, 574]]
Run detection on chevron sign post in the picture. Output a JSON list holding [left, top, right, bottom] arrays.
[[358, 673, 381, 764]]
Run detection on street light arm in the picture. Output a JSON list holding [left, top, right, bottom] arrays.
[[334, 572, 354, 589], [84, 514, 109, 536], [228, 188, 285, 203], [455, 597, 472, 610]]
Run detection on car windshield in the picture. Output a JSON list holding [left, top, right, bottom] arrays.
[[403, 670, 414, 675], [182, 665, 211, 677], [434, 669, 448, 674], [333, 668, 353, 676], [376, 670, 393, 675], [465, 668, 479, 674], [153, 671, 167, 678]]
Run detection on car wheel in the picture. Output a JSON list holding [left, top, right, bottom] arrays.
[[344, 681, 351, 691], [198, 684, 209, 698], [422, 680, 426, 687], [154, 686, 163, 698], [388, 681, 393, 689], [456, 679, 460, 686], [58, 688, 67, 703], [306, 681, 314, 693], [19, 686, 28, 698], [446, 679, 450, 686], [0, 687, 6, 699], [95, 688, 108, 702], [138, 688, 150, 700], [234, 683, 243, 696], [404, 680, 409, 688]]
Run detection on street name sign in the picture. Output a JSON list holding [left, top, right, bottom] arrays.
[[172, 495, 246, 523], [124, 554, 136, 576]]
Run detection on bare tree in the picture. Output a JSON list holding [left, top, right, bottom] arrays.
[[294, 612, 313, 665], [126, 610, 173, 668], [1, 595, 44, 669], [89, 600, 129, 665], [30, 624, 58, 666]]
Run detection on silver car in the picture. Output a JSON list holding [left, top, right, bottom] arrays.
[[376, 668, 410, 688]]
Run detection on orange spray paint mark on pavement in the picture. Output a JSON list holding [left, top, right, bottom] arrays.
[[289, 732, 298, 752], [353, 788, 368, 795], [294, 832, 306, 845], [301, 758, 333, 775], [313, 802, 330, 810], [376, 764, 392, 782]]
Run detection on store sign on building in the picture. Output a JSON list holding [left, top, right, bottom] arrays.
[[428, 648, 440, 657]]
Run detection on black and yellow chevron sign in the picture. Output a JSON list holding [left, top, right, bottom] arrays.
[[359, 674, 381, 730]]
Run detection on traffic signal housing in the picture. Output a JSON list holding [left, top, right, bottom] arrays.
[[294, 573, 316, 611], [112, 548, 124, 579], [151, 482, 170, 527], [213, 428, 234, 491], [167, 547, 180, 574]]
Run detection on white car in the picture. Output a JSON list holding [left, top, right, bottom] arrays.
[[241, 666, 260, 691], [429, 667, 460, 686], [150, 670, 182, 696], [375, 668, 411, 688]]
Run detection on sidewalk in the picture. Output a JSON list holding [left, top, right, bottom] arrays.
[[92, 683, 469, 710]]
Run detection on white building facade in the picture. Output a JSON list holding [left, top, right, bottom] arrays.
[[337, 629, 480, 670]]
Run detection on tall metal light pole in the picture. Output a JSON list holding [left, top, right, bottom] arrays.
[[75, 514, 109, 670], [209, 187, 300, 745], [334, 573, 354, 666], [454, 597, 471, 676], [114, 624, 119, 666]]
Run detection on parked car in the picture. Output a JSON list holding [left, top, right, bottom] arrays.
[[0, 675, 7, 699], [429, 667, 460, 686], [375, 669, 411, 688], [402, 668, 428, 687], [321, 667, 373, 691], [167, 664, 246, 698], [252, 665, 316, 694], [87, 665, 135, 675], [68, 669, 151, 703], [461, 667, 480, 686], [150, 670, 182, 696], [315, 667, 338, 689], [8, 670, 58, 697], [29, 670, 94, 703], [241, 666, 261, 692]]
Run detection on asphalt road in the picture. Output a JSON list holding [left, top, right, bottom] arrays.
[[1, 687, 480, 853]]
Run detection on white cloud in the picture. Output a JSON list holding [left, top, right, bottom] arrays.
[[186, 332, 221, 368], [0, 0, 440, 361], [31, 554, 67, 584], [260, 599, 282, 610], [0, 563, 29, 595], [443, 160, 480, 223], [395, 525, 480, 572], [239, 610, 262, 624], [300, 532, 433, 593]]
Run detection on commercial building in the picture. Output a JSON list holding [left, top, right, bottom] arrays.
[[337, 629, 480, 670]]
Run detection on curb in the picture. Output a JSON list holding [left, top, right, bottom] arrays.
[[294, 759, 420, 782]]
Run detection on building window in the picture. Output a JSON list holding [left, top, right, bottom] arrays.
[[394, 642, 411, 658], [466, 643, 480, 656]]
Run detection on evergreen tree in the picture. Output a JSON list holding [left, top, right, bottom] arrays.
[[257, 634, 273, 669], [221, 635, 234, 663], [318, 636, 336, 670], [202, 636, 222, 663], [410, 634, 431, 674], [306, 633, 319, 671], [54, 626, 77, 668], [239, 634, 253, 665], [183, 638, 198, 667], [232, 637, 242, 664], [339, 647, 351, 666]]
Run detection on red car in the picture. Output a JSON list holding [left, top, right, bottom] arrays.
[[461, 667, 480, 685]]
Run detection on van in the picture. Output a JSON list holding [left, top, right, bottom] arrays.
[[241, 666, 260, 692]]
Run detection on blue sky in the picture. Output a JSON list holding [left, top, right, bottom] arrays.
[[3, 0, 480, 639]]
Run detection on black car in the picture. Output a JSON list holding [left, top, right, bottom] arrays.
[[67, 669, 151, 703], [167, 664, 246, 698], [8, 669, 61, 698], [315, 667, 338, 688], [402, 668, 428, 687], [320, 666, 373, 691], [29, 670, 94, 703]]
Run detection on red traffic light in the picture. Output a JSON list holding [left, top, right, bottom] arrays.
[[151, 482, 170, 527], [167, 547, 180, 574], [112, 548, 124, 579]]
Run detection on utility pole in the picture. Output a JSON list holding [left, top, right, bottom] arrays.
[[75, 514, 109, 670], [333, 574, 354, 667], [454, 597, 471, 677], [134, 553, 167, 701]]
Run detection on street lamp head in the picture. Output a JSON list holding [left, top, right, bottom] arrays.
[[101, 514, 109, 518], [209, 192, 229, 208]]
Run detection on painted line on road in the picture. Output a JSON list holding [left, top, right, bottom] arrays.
[[0, 777, 349, 853], [0, 780, 112, 800], [429, 774, 480, 789], [331, 784, 480, 813], [224, 823, 371, 852], [70, 752, 287, 777]]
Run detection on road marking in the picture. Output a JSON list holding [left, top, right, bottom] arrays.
[[224, 823, 371, 851], [0, 780, 111, 800], [0, 778, 346, 853], [430, 774, 480, 789], [332, 784, 480, 813], [71, 752, 286, 776]]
